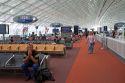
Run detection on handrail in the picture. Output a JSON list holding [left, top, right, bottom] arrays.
[[5, 54, 15, 67], [40, 55, 46, 66], [40, 54, 49, 67]]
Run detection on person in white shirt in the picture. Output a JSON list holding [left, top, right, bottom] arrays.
[[87, 31, 95, 54]]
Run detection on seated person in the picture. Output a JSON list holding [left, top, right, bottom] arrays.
[[10, 37, 15, 43], [21, 44, 39, 81]]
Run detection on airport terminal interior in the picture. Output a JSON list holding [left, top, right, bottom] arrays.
[[0, 0, 125, 83]]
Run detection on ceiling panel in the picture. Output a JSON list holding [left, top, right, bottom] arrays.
[[0, 5, 11, 13], [0, 14, 12, 21], [15, 2, 30, 9], [25, 0, 38, 4], [5, 0, 23, 7], [0, 0, 9, 3], [0, 0, 125, 28], [6, 8, 22, 15], [99, 0, 125, 27], [15, 10, 28, 16]]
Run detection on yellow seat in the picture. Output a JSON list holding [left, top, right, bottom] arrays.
[[0, 44, 3, 51], [54, 44, 64, 52], [1, 44, 12, 52], [33, 44, 46, 52], [11, 44, 20, 52], [18, 44, 28, 52], [45, 44, 55, 52]]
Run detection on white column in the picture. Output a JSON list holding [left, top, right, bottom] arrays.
[[122, 26, 125, 40]]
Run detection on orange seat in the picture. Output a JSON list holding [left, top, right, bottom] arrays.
[[54, 44, 64, 51], [0, 44, 3, 51], [1, 44, 12, 52], [45, 44, 55, 52], [10, 44, 20, 52], [33, 44, 46, 52], [18, 44, 28, 52]]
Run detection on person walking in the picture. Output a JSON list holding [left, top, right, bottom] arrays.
[[87, 31, 95, 54]]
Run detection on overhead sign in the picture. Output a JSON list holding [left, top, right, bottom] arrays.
[[61, 26, 72, 33], [52, 28, 59, 33], [50, 23, 63, 27], [114, 22, 125, 28], [13, 15, 38, 24], [0, 24, 9, 34]]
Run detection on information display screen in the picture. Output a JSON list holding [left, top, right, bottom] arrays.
[[0, 24, 9, 34], [61, 26, 72, 33], [52, 29, 59, 33]]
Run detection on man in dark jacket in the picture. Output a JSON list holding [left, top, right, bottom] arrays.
[[21, 44, 39, 81]]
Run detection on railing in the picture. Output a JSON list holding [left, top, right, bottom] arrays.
[[96, 34, 125, 59]]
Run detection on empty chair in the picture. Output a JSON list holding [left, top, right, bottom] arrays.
[[33, 44, 46, 52], [18, 44, 28, 52], [45, 44, 55, 52], [54, 44, 64, 51], [0, 53, 14, 67], [5, 53, 24, 68], [10, 44, 20, 52]]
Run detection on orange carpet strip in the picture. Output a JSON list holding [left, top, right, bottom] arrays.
[[66, 37, 125, 83]]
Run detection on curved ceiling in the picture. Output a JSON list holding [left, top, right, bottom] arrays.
[[0, 0, 125, 28]]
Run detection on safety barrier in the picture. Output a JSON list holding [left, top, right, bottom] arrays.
[[96, 34, 125, 59]]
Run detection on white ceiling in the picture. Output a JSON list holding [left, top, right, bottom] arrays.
[[0, 0, 125, 28]]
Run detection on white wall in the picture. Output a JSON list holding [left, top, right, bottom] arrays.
[[0, 23, 62, 38]]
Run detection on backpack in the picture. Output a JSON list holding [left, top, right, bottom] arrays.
[[35, 68, 55, 83]]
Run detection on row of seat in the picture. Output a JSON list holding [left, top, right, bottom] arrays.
[[0, 44, 65, 54], [0, 53, 48, 71]]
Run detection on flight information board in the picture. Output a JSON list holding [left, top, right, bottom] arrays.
[[0, 24, 9, 34], [61, 26, 72, 33], [52, 28, 59, 33]]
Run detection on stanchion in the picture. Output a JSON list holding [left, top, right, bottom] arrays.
[[101, 32, 105, 50]]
